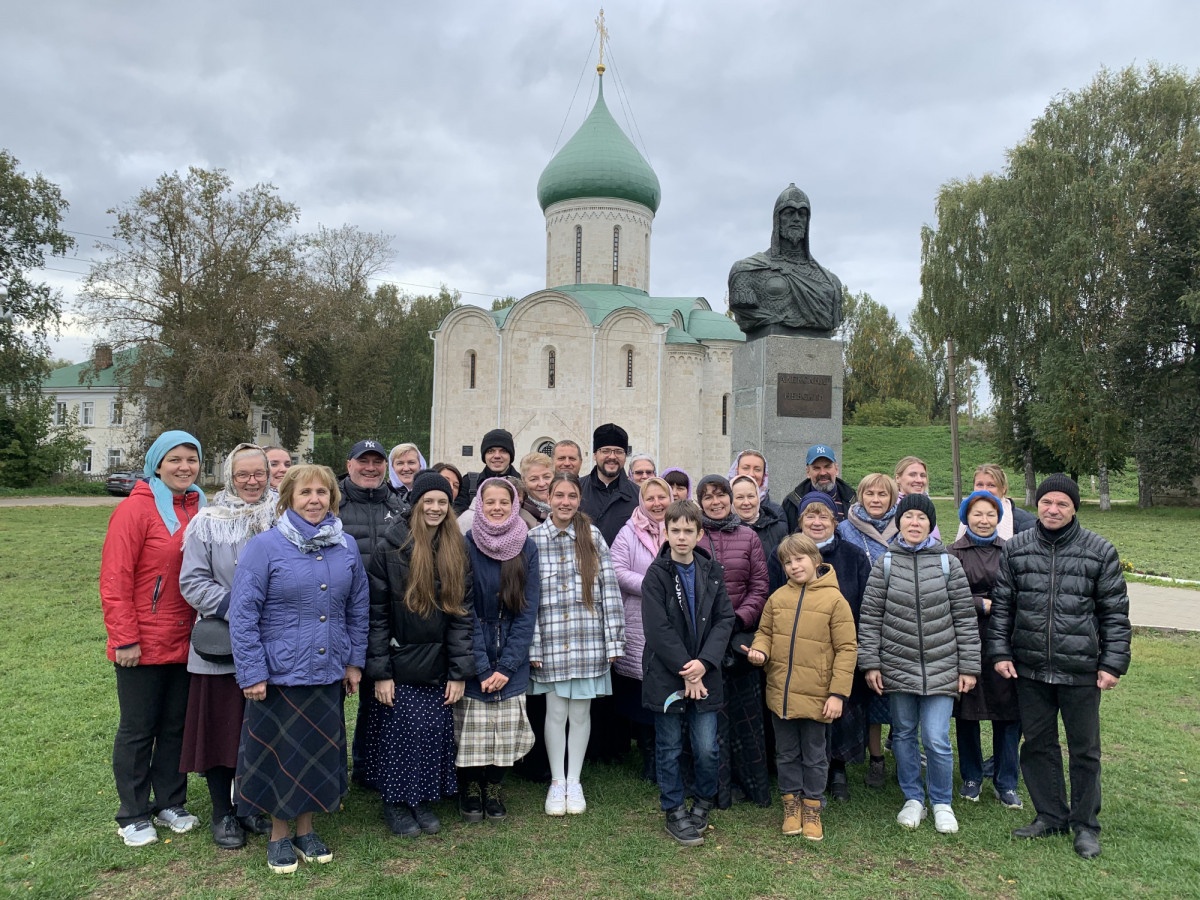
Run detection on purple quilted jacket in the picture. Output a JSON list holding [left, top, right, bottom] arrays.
[[701, 526, 769, 629], [609, 520, 659, 679]]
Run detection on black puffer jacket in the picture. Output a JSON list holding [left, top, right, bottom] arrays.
[[641, 545, 737, 713], [339, 475, 407, 571], [858, 540, 980, 696], [746, 504, 789, 592], [365, 516, 475, 685], [782, 477, 857, 532], [986, 518, 1131, 685], [581, 467, 639, 547]]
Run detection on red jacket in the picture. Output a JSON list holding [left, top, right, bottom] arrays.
[[100, 481, 201, 665]]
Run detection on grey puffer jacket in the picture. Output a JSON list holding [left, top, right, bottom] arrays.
[[858, 540, 980, 697], [986, 518, 1131, 685]]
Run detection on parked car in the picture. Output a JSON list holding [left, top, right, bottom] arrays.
[[105, 471, 141, 496]]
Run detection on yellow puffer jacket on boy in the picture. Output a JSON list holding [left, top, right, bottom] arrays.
[[750, 563, 858, 722]]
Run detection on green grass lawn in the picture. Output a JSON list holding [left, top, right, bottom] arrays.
[[1, 508, 1198, 899], [841, 426, 1143, 503]]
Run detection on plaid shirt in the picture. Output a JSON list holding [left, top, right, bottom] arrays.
[[528, 519, 626, 683]]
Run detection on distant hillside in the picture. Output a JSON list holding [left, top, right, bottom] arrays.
[[839, 426, 1139, 503]]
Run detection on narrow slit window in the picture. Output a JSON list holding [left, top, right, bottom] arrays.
[[612, 226, 620, 284], [468, 351, 477, 389], [722, 394, 729, 436], [575, 226, 582, 284], [548, 349, 556, 388], [625, 348, 634, 388]]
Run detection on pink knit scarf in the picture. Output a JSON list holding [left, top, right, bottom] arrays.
[[470, 478, 528, 561]]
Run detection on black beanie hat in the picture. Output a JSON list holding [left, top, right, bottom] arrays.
[[1035, 473, 1080, 510], [593, 422, 630, 453], [480, 428, 515, 462], [895, 492, 937, 529], [408, 470, 453, 509]]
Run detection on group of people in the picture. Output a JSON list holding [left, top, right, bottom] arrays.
[[99, 423, 1131, 873]]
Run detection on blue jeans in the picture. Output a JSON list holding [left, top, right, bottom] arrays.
[[655, 706, 718, 811], [889, 693, 954, 806], [957, 719, 1021, 792]]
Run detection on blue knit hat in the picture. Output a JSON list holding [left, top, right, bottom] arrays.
[[958, 490, 1004, 526]]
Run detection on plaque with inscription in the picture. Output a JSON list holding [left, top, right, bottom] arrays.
[[777, 373, 832, 418]]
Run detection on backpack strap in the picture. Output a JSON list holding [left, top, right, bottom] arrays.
[[883, 551, 892, 589], [941, 552, 951, 583]]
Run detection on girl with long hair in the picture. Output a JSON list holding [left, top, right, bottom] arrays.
[[457, 478, 541, 822], [528, 472, 626, 815], [364, 471, 474, 837]]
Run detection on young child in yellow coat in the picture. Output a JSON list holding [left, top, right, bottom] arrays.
[[744, 534, 858, 840]]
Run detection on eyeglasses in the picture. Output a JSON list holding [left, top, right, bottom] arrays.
[[596, 448, 626, 457], [233, 472, 268, 483]]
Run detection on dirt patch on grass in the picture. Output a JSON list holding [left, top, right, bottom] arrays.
[[88, 859, 248, 900]]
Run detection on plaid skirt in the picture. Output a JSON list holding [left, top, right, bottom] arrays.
[[454, 695, 534, 768], [235, 682, 347, 820]]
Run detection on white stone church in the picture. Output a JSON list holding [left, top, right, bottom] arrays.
[[429, 73, 744, 475]]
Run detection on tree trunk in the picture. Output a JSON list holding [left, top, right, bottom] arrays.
[[1137, 460, 1154, 509], [1023, 447, 1036, 507], [1097, 459, 1111, 511]]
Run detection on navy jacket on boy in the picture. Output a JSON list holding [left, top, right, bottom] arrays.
[[640, 544, 737, 713]]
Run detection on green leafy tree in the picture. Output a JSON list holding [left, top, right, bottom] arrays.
[[841, 290, 932, 421], [1117, 136, 1200, 505], [80, 168, 314, 459], [920, 64, 1200, 507], [0, 150, 87, 486]]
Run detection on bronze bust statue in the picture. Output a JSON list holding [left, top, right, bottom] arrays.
[[728, 184, 843, 337]]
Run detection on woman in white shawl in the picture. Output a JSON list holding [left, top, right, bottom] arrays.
[[178, 443, 277, 849], [388, 443, 428, 508]]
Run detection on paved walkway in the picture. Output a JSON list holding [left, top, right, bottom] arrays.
[[0, 495, 121, 507], [1127, 581, 1199, 632]]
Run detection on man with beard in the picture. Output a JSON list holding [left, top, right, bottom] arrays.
[[782, 445, 857, 533], [727, 184, 844, 336], [579, 424, 639, 547]]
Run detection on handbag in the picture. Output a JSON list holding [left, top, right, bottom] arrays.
[[191, 616, 234, 664], [722, 627, 758, 673]]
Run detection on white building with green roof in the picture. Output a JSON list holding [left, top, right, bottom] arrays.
[[430, 72, 744, 475]]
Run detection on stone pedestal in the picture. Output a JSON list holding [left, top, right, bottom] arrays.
[[731, 334, 843, 501]]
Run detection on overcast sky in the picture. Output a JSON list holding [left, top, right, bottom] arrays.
[[6, 0, 1200, 364]]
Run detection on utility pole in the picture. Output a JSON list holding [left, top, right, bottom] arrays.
[[947, 337, 961, 506]]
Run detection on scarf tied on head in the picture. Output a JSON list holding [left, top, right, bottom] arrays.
[[143, 429, 207, 535], [185, 443, 274, 547]]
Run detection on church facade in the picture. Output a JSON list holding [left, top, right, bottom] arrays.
[[429, 75, 744, 476]]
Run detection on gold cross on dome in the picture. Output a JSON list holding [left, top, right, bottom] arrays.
[[595, 8, 608, 74]]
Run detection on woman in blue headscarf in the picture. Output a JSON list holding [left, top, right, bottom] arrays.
[[100, 430, 206, 847]]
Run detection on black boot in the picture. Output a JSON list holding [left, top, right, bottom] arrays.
[[485, 782, 507, 821], [665, 805, 704, 846], [383, 802, 420, 836], [830, 767, 850, 802], [459, 782, 484, 823], [690, 796, 715, 832]]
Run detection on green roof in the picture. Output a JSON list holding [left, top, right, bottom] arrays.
[[686, 309, 745, 342], [42, 348, 137, 390], [665, 326, 698, 344], [536, 77, 661, 213]]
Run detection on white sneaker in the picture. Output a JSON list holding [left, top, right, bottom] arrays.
[[933, 803, 959, 834], [566, 781, 586, 814], [896, 799, 927, 829], [117, 820, 159, 847], [545, 781, 567, 816], [153, 806, 199, 834]]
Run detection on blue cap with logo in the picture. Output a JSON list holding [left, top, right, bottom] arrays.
[[348, 439, 386, 460], [805, 444, 836, 466]]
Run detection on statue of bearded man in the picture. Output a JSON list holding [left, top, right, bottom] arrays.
[[727, 184, 843, 336]]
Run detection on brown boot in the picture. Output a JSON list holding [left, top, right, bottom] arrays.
[[781, 793, 802, 835], [801, 798, 824, 841]]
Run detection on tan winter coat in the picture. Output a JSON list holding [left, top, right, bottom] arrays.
[[751, 564, 858, 722]]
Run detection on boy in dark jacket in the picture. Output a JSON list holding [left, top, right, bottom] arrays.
[[641, 500, 737, 846]]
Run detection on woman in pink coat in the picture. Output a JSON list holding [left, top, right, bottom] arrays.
[[609, 477, 671, 782]]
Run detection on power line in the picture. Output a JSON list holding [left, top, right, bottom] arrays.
[[549, 32, 600, 159]]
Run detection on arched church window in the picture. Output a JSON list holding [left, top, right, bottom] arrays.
[[575, 226, 582, 284], [537, 439, 555, 456], [547, 348, 556, 388], [625, 347, 634, 388], [468, 351, 477, 390], [612, 226, 620, 285]]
